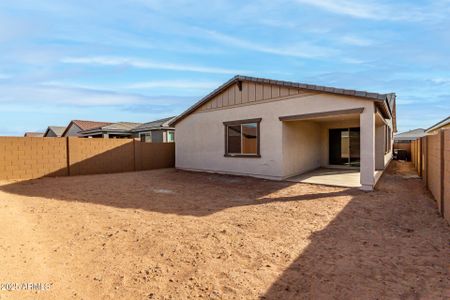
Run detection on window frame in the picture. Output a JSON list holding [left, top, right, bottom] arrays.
[[223, 118, 261, 158]]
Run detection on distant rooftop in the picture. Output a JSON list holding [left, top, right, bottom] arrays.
[[132, 116, 176, 132], [45, 126, 66, 137], [394, 128, 426, 141], [24, 132, 44, 137], [426, 115, 450, 133]]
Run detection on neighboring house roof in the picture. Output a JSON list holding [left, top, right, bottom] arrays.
[[79, 122, 142, 135], [169, 75, 396, 130], [61, 120, 113, 136], [426, 115, 450, 133], [24, 132, 44, 137], [394, 128, 426, 141], [43, 126, 66, 137], [132, 116, 176, 132]]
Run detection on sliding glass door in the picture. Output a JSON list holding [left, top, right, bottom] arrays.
[[329, 128, 360, 167]]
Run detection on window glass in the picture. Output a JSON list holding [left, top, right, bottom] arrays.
[[227, 125, 241, 154], [167, 131, 175, 142], [242, 123, 257, 154]]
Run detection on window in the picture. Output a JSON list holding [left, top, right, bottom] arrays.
[[167, 131, 175, 142], [224, 118, 261, 157], [385, 125, 392, 154], [140, 133, 152, 142]]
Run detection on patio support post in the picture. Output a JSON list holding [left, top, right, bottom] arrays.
[[360, 105, 376, 191]]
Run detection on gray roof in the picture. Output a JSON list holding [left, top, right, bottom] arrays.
[[394, 128, 426, 141], [45, 126, 66, 137], [426, 115, 450, 133], [169, 75, 396, 127], [79, 122, 142, 134], [132, 116, 176, 132]]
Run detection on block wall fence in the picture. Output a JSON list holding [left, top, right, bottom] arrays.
[[411, 129, 449, 224], [0, 137, 174, 180]]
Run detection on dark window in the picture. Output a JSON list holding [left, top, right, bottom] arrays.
[[385, 125, 392, 154], [227, 125, 241, 154], [224, 118, 261, 157]]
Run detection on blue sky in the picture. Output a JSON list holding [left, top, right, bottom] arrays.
[[0, 0, 449, 135]]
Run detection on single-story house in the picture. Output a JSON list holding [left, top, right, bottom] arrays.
[[43, 126, 66, 137], [394, 128, 426, 143], [169, 75, 396, 191], [61, 120, 113, 137], [78, 122, 142, 138], [24, 132, 44, 137], [426, 115, 450, 134], [132, 116, 176, 143]]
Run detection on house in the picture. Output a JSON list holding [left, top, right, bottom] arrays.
[[394, 128, 426, 143], [43, 126, 66, 137], [61, 120, 113, 137], [24, 132, 44, 137], [425, 115, 450, 134], [78, 122, 142, 138], [132, 116, 176, 143], [169, 75, 396, 191]]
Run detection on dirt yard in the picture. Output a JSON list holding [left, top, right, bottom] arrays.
[[0, 161, 448, 299]]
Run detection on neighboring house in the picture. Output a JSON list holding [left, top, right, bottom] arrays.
[[394, 128, 426, 143], [61, 120, 113, 137], [132, 116, 176, 143], [24, 132, 44, 137], [426, 115, 450, 134], [393, 128, 425, 161], [43, 126, 66, 137], [169, 75, 396, 191], [79, 122, 142, 138]]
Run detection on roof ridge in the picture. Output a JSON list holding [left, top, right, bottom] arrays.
[[169, 75, 396, 126]]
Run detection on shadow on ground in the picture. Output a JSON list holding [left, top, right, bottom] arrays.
[[262, 162, 450, 299], [0, 167, 355, 217], [0, 161, 449, 298]]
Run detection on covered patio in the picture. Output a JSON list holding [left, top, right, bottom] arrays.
[[281, 107, 389, 190]]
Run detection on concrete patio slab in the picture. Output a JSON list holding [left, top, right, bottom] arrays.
[[286, 168, 361, 188]]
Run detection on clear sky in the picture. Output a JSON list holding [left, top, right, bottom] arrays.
[[0, 0, 449, 135]]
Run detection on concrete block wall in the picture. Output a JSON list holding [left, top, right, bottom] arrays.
[[68, 138, 134, 176], [443, 131, 450, 222], [134, 142, 175, 171], [412, 129, 449, 224], [0, 137, 175, 180], [0, 137, 68, 180], [427, 134, 441, 207]]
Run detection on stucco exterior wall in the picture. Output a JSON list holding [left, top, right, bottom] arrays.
[[175, 92, 376, 181], [282, 121, 321, 178]]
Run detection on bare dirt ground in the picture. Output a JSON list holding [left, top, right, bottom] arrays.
[[0, 161, 448, 299]]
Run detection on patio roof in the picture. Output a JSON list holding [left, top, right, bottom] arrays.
[[279, 108, 364, 122]]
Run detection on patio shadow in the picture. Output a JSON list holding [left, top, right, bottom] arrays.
[[0, 166, 355, 217], [262, 162, 450, 299]]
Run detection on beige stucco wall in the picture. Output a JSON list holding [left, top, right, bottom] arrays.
[[175, 92, 378, 183], [282, 121, 321, 178]]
